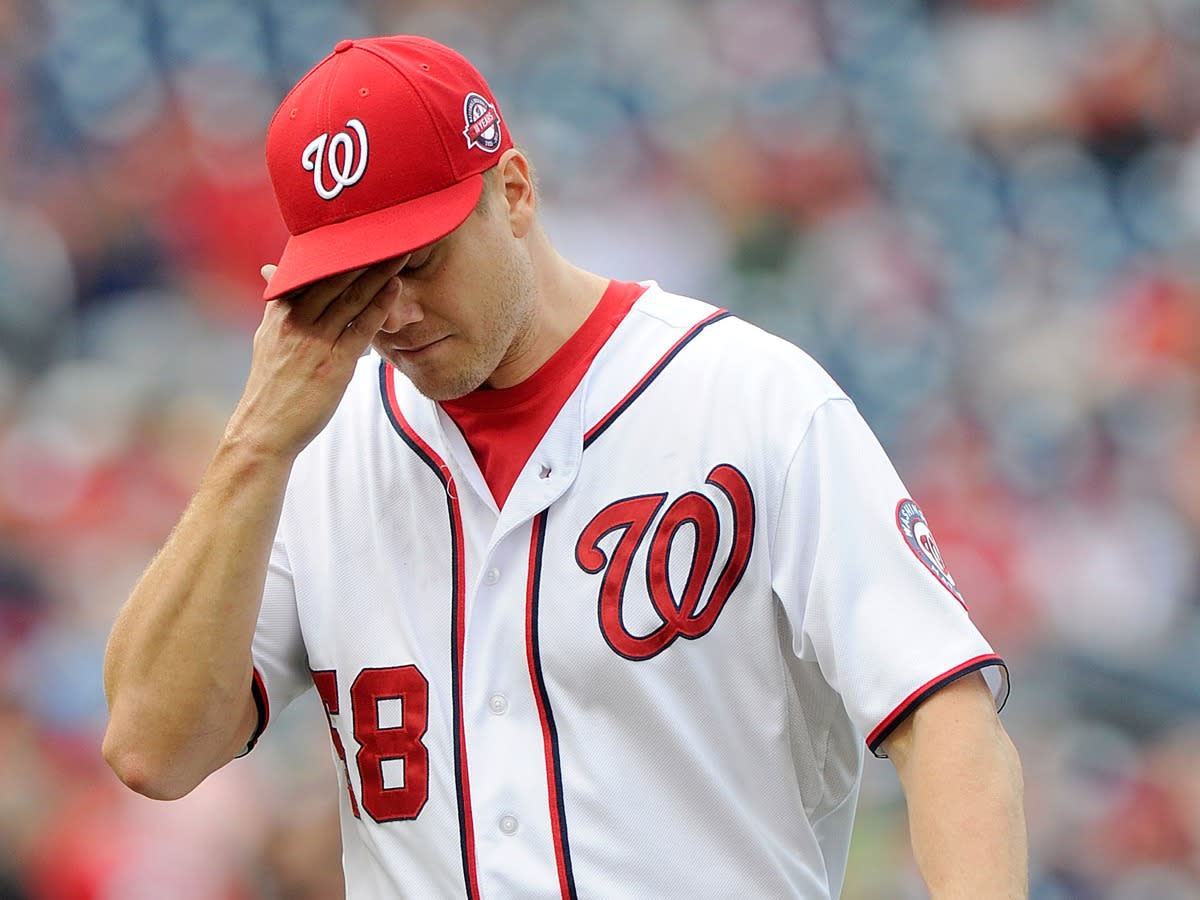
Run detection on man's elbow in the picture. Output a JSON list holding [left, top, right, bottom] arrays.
[[101, 724, 204, 801]]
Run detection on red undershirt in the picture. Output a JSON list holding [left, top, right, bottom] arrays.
[[440, 280, 646, 508]]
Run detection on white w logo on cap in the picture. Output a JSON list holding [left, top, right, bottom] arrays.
[[302, 118, 369, 200]]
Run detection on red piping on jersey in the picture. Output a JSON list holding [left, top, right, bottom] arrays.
[[525, 512, 577, 898], [865, 654, 1007, 757], [381, 362, 481, 900], [583, 309, 731, 448], [245, 667, 270, 753]]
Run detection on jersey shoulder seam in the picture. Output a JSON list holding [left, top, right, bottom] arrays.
[[768, 395, 856, 566]]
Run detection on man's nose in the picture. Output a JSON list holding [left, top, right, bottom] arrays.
[[378, 285, 423, 333]]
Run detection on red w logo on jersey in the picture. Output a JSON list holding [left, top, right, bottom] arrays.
[[575, 464, 755, 660]]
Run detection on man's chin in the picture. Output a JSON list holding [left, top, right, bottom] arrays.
[[391, 360, 487, 402]]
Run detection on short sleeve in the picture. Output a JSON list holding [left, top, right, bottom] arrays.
[[771, 398, 1008, 758], [242, 534, 312, 752]]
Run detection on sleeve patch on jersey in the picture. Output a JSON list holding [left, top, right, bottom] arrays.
[[896, 499, 965, 607]]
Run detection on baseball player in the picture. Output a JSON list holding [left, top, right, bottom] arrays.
[[102, 35, 1027, 898]]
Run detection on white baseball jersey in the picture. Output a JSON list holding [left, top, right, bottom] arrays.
[[249, 281, 1008, 899]]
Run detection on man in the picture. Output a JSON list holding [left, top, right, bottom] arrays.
[[102, 35, 1026, 898]]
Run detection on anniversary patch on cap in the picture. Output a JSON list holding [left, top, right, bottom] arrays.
[[462, 91, 502, 152], [896, 499, 965, 607]]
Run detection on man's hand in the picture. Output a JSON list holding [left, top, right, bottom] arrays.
[[226, 259, 408, 460]]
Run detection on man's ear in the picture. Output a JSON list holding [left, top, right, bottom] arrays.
[[496, 149, 536, 239]]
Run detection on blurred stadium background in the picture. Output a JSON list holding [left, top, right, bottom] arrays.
[[0, 0, 1198, 896]]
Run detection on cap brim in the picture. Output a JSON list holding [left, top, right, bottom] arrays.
[[263, 174, 485, 300]]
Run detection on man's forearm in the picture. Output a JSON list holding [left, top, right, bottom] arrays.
[[886, 673, 1028, 898], [102, 437, 292, 799]]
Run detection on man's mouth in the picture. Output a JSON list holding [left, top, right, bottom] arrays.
[[391, 336, 447, 354]]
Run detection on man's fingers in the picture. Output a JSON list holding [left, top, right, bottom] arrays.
[[263, 254, 410, 329], [336, 277, 401, 358], [314, 257, 408, 333], [281, 267, 370, 325]]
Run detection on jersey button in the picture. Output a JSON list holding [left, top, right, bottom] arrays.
[[483, 568, 500, 585], [499, 814, 519, 835], [488, 693, 508, 715]]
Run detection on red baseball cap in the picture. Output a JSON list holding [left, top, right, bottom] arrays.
[[262, 35, 514, 300]]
